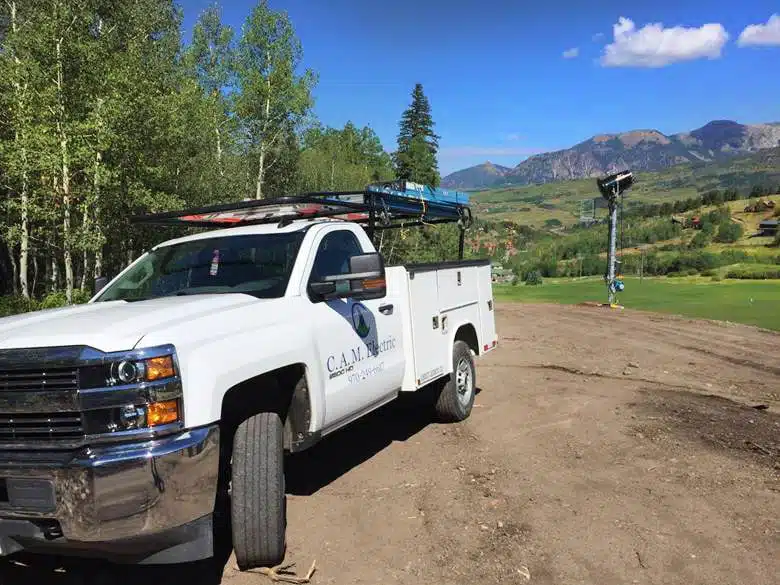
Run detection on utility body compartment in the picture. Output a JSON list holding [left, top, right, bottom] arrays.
[[395, 259, 497, 392]]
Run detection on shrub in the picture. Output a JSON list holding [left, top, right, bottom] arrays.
[[689, 230, 711, 249], [0, 290, 91, 318], [707, 206, 731, 225], [524, 270, 543, 285], [0, 296, 37, 318], [669, 250, 719, 273], [720, 249, 751, 264], [715, 221, 744, 243], [536, 257, 558, 277], [725, 266, 780, 279]]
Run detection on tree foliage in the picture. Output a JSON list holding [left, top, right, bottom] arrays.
[[0, 4, 465, 303], [715, 220, 744, 243], [234, 0, 316, 199], [393, 83, 440, 186]]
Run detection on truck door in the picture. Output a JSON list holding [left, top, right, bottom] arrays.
[[307, 228, 405, 430]]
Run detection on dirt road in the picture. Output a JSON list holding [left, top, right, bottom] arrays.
[[2, 304, 778, 585]]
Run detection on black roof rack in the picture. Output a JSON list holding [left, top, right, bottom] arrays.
[[129, 182, 474, 236], [130, 181, 474, 258]]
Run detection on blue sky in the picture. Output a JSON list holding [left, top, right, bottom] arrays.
[[179, 1, 780, 175]]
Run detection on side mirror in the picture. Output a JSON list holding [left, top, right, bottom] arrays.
[[309, 252, 387, 302], [93, 276, 109, 296]]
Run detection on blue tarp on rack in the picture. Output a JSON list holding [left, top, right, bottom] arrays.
[[367, 181, 469, 206], [323, 180, 470, 221]]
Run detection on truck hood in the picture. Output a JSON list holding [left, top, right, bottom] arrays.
[[0, 294, 261, 353]]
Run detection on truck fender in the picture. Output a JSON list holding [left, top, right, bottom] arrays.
[[167, 326, 326, 434], [448, 321, 481, 365]]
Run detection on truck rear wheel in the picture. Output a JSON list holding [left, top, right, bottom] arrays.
[[434, 340, 476, 422], [231, 411, 286, 570]]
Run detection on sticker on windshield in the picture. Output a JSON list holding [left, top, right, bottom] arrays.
[[210, 249, 220, 276]]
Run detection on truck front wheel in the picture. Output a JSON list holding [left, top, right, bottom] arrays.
[[434, 340, 476, 422], [231, 411, 286, 570]]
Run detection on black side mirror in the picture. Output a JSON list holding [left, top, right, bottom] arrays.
[[94, 276, 109, 296], [309, 252, 386, 302]]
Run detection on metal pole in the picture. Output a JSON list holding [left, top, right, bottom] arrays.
[[607, 187, 618, 304], [458, 228, 465, 260]]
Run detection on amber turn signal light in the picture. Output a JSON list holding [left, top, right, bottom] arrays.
[[362, 278, 386, 290], [146, 356, 175, 381], [147, 399, 179, 427]]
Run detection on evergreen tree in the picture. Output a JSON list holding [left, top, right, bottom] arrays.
[[393, 83, 440, 186]]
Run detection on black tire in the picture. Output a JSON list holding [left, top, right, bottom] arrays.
[[434, 340, 477, 422], [231, 411, 286, 570]]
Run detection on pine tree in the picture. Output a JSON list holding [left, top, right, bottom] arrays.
[[393, 83, 440, 186]]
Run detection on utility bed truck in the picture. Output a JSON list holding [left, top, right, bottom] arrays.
[[0, 182, 497, 569]]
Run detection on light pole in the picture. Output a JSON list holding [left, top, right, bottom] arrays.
[[597, 170, 634, 306]]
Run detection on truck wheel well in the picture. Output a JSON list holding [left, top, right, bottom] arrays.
[[455, 324, 479, 355], [220, 364, 310, 452]]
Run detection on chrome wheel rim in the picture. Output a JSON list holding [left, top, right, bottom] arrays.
[[455, 357, 473, 406]]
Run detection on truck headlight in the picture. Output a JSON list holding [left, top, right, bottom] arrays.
[[86, 398, 182, 435], [112, 399, 180, 430], [77, 345, 184, 439], [111, 355, 176, 385]]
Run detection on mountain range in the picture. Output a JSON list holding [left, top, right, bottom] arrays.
[[441, 120, 780, 190]]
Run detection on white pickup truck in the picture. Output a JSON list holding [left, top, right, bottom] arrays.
[[0, 189, 497, 570]]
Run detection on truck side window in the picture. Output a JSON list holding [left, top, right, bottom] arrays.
[[310, 230, 363, 281]]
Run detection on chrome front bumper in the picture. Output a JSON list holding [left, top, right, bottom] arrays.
[[0, 424, 220, 559]]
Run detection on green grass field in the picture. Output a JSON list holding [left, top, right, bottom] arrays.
[[495, 276, 780, 331]]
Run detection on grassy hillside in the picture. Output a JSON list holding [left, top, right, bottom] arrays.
[[471, 147, 780, 228], [495, 277, 780, 331]]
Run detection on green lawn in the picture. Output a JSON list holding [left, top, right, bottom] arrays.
[[495, 276, 780, 331]]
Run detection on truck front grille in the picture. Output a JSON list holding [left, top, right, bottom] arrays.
[[0, 368, 79, 393], [0, 412, 85, 440], [0, 367, 82, 446]]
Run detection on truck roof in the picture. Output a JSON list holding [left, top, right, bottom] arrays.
[[151, 219, 331, 249]]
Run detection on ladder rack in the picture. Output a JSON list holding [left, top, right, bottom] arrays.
[[129, 181, 474, 258]]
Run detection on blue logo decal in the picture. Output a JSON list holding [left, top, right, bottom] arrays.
[[351, 304, 371, 338]]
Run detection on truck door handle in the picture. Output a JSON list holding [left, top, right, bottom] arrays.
[[378, 303, 394, 315]]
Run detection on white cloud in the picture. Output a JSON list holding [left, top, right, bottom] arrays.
[[562, 47, 580, 59], [737, 14, 780, 47], [592, 32, 605, 42], [505, 133, 523, 142], [600, 16, 729, 67]]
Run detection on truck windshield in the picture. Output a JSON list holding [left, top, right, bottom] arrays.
[[94, 232, 306, 302]]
